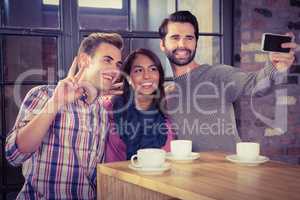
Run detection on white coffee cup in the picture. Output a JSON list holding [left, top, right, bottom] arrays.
[[130, 148, 166, 168], [170, 140, 192, 158], [236, 142, 260, 161]]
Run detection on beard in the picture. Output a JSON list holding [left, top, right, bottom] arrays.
[[165, 47, 196, 67]]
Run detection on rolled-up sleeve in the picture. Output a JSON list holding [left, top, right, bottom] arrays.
[[5, 126, 34, 166], [5, 85, 51, 166]]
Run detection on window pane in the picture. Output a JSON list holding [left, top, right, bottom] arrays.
[[0, 145, 2, 187], [6, 192, 19, 200], [196, 36, 221, 65], [79, 1, 128, 30], [5, 85, 38, 132], [178, 0, 220, 33], [44, 0, 124, 8], [4, 85, 38, 186], [6, 160, 25, 185], [121, 39, 131, 60], [0, 90, 2, 141], [0, 94, 2, 185], [4, 0, 59, 28], [131, 38, 174, 78], [3, 36, 58, 82], [79, 0, 123, 9], [131, 0, 175, 31]]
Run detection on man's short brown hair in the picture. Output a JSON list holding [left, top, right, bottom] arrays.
[[159, 11, 199, 41], [78, 32, 123, 57]]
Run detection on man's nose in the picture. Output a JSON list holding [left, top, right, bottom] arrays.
[[107, 65, 120, 77], [178, 38, 186, 48], [109, 63, 119, 74], [112, 63, 119, 69]]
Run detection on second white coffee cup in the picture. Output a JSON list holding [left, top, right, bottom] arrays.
[[171, 140, 192, 158], [130, 148, 166, 168], [236, 142, 260, 161]]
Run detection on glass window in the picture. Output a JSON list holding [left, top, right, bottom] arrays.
[[79, 0, 128, 30], [4, 0, 59, 28], [3, 85, 42, 187], [79, 0, 123, 9], [121, 38, 131, 60], [3, 85, 42, 186], [0, 91, 3, 189], [3, 36, 58, 83], [6, 192, 19, 200], [131, 38, 173, 78], [130, 0, 175, 31], [44, 0, 123, 9], [0, 91, 2, 140], [196, 36, 221, 65], [43, 0, 58, 5], [6, 161, 25, 185], [178, 0, 220, 33], [5, 85, 38, 132], [0, 115, 2, 187], [0, 147, 2, 187]]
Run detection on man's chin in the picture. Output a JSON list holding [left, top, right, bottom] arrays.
[[171, 59, 192, 66], [167, 55, 191, 66], [167, 51, 196, 66]]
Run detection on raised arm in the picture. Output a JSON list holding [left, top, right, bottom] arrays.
[[6, 58, 84, 160], [223, 33, 298, 102]]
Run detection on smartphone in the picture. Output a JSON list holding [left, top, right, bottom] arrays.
[[261, 33, 292, 53]]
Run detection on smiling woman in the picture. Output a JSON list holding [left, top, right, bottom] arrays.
[[104, 48, 175, 162], [130, 54, 160, 96]]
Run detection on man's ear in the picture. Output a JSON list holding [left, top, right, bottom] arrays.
[[78, 53, 91, 69], [160, 39, 166, 53]]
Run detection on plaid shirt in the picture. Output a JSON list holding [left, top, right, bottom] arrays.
[[5, 85, 108, 200]]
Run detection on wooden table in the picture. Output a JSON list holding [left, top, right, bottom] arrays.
[[97, 152, 300, 200]]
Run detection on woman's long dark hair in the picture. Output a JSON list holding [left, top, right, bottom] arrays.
[[121, 48, 166, 114]]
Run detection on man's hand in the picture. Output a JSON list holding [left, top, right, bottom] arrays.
[[51, 58, 85, 110], [269, 32, 299, 72], [101, 81, 123, 96]]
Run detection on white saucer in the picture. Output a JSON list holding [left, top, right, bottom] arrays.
[[226, 154, 270, 166], [166, 152, 200, 163], [128, 162, 171, 175]]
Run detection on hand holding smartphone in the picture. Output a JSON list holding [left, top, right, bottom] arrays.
[[261, 33, 293, 53]]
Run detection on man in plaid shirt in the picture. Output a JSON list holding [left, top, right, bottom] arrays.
[[5, 32, 123, 199]]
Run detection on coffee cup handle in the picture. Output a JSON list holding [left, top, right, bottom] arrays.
[[130, 154, 141, 167]]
